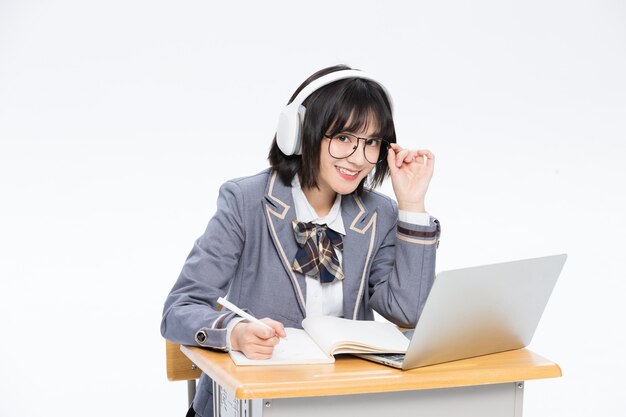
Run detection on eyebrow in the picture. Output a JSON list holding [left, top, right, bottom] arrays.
[[334, 131, 383, 139]]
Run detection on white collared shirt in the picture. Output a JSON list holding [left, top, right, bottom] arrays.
[[290, 176, 345, 318]]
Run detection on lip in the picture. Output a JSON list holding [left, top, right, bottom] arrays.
[[335, 165, 360, 181]]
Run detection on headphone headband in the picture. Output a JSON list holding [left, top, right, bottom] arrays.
[[276, 69, 392, 156]]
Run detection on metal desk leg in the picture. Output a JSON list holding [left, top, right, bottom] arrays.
[[187, 380, 196, 407]]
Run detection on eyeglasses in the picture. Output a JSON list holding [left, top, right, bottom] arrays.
[[324, 133, 390, 164]]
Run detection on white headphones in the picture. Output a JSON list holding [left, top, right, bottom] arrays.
[[275, 69, 393, 156]]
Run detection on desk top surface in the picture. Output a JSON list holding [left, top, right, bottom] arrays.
[[181, 346, 561, 399]]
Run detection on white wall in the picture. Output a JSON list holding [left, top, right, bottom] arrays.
[[1, 1, 624, 415]]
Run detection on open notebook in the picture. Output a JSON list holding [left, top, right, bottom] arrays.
[[229, 315, 409, 365]]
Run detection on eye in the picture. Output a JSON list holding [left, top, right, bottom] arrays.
[[365, 138, 381, 147], [335, 134, 352, 143]]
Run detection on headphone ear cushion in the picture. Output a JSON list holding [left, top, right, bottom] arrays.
[[276, 104, 305, 155]]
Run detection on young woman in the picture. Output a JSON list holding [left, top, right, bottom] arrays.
[[161, 64, 440, 417]]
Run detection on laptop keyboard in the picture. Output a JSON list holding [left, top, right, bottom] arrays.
[[375, 353, 406, 362]]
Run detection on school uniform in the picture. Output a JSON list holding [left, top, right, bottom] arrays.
[[161, 168, 440, 417]]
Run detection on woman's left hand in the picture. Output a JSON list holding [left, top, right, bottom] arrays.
[[387, 144, 435, 213]]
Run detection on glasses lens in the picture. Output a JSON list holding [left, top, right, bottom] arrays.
[[329, 134, 357, 159], [363, 138, 388, 164]]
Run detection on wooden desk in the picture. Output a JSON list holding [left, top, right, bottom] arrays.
[[182, 346, 561, 417]]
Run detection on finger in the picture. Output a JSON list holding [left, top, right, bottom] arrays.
[[417, 149, 435, 166], [261, 317, 287, 338], [411, 150, 425, 164], [387, 147, 399, 175], [252, 335, 280, 348], [240, 333, 279, 353], [390, 143, 408, 162], [404, 150, 417, 164], [417, 149, 434, 158], [245, 352, 272, 360], [395, 149, 411, 167], [251, 342, 277, 353], [389, 142, 403, 151], [248, 322, 277, 340], [243, 344, 276, 359]]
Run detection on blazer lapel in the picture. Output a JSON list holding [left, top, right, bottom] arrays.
[[263, 171, 307, 316], [341, 193, 378, 320], [263, 172, 378, 320]]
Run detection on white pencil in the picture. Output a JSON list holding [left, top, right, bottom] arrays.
[[217, 297, 274, 331]]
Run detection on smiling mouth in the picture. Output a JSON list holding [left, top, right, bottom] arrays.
[[336, 166, 360, 178]]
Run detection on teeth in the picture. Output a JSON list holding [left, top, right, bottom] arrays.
[[338, 167, 358, 176]]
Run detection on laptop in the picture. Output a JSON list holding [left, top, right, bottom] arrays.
[[356, 254, 567, 370]]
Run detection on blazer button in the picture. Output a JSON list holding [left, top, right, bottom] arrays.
[[195, 330, 207, 343]]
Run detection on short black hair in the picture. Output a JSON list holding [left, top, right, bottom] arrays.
[[268, 64, 396, 195]]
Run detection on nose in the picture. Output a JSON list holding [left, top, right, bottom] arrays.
[[346, 139, 367, 165]]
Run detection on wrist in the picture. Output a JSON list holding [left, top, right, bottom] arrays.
[[226, 317, 246, 351], [397, 201, 425, 213], [230, 322, 245, 351]]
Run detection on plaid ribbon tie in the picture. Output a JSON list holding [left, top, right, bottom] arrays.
[[292, 220, 344, 283]]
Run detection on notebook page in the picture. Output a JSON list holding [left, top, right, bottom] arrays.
[[228, 327, 333, 365], [302, 316, 409, 355]]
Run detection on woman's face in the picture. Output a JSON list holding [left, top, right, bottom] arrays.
[[315, 119, 379, 197]]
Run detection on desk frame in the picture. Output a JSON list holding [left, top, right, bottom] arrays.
[[213, 380, 524, 417], [182, 347, 560, 417]]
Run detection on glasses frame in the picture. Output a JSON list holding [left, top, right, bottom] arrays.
[[323, 133, 390, 165]]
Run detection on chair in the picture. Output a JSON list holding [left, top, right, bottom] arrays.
[[166, 340, 202, 407]]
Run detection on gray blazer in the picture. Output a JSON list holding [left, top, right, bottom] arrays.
[[161, 168, 440, 416]]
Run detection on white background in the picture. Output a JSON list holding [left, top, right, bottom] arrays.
[[1, 1, 624, 416]]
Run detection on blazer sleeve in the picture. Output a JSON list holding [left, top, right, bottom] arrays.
[[367, 200, 440, 328], [160, 180, 246, 350]]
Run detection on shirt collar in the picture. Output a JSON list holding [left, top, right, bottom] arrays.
[[291, 176, 345, 235]]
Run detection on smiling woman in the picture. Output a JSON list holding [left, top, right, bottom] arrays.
[[161, 64, 441, 417], [269, 65, 396, 196]]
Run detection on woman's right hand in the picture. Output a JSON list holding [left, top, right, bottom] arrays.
[[230, 318, 286, 359]]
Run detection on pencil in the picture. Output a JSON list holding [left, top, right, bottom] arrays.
[[217, 297, 274, 331]]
